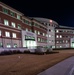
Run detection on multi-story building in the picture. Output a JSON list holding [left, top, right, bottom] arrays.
[[0, 2, 47, 50], [0, 1, 74, 52], [31, 18, 47, 47], [0, 2, 23, 48], [55, 25, 74, 48], [32, 17, 59, 48]]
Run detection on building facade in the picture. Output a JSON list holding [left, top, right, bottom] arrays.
[[55, 26, 74, 48], [0, 2, 47, 49], [32, 17, 59, 48], [0, 1, 74, 51], [0, 2, 23, 48]]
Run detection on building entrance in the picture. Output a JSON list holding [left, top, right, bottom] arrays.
[[25, 35, 37, 49], [25, 40, 36, 49]]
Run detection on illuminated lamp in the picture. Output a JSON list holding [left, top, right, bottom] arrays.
[[49, 20, 52, 23]]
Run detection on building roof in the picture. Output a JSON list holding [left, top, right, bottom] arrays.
[[30, 17, 59, 25], [0, 1, 24, 15], [56, 25, 74, 30]]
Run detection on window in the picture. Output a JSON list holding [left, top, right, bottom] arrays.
[[57, 41, 59, 43], [49, 29, 51, 32], [0, 30, 1, 36], [3, 8, 8, 14], [11, 22, 16, 28], [4, 19, 9, 26], [18, 24, 21, 29], [63, 40, 65, 43], [38, 31, 40, 35], [51, 30, 54, 32], [17, 15, 21, 20], [66, 40, 68, 43], [49, 35, 51, 37], [34, 23, 40, 27], [60, 46, 62, 48], [5, 31, 10, 37], [43, 33, 45, 36], [12, 33, 16, 38], [56, 30, 59, 33], [6, 43, 11, 48], [24, 19, 31, 26], [10, 11, 15, 17], [56, 35, 59, 38], [13, 43, 17, 48], [26, 28, 28, 31], [34, 30, 37, 34], [46, 34, 48, 37], [60, 35, 62, 38], [38, 38, 40, 42], [0, 42, 2, 47], [49, 40, 51, 43]]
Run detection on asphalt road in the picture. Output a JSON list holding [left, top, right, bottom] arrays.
[[38, 56, 74, 75]]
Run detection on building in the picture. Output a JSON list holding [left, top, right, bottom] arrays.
[[55, 25, 74, 48], [0, 2, 23, 48], [0, 1, 74, 52], [32, 17, 59, 48], [0, 2, 47, 50]]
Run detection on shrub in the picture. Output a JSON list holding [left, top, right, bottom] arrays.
[[0, 50, 13, 55], [23, 50, 30, 54], [12, 50, 22, 54]]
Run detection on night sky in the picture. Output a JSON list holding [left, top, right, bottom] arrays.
[[1, 0, 74, 27]]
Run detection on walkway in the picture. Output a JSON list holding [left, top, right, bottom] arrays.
[[38, 56, 74, 75]]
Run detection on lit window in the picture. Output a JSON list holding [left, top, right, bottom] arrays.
[[5, 31, 10, 37], [60, 35, 62, 38], [60, 46, 62, 48], [26, 28, 28, 31], [34, 30, 37, 34], [4, 19, 9, 26], [38, 31, 40, 35], [56, 35, 59, 38], [6, 43, 11, 48], [66, 40, 68, 43], [46, 34, 48, 37], [56, 30, 59, 33], [11, 22, 16, 28], [49, 35, 51, 37], [12, 33, 16, 38], [0, 42, 2, 47], [13, 43, 17, 48], [17, 15, 21, 20], [51, 30, 54, 32], [38, 38, 40, 42], [0, 30, 1, 36], [43, 33, 45, 36], [57, 41, 59, 43]]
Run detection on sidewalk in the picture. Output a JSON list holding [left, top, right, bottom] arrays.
[[38, 56, 74, 75]]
